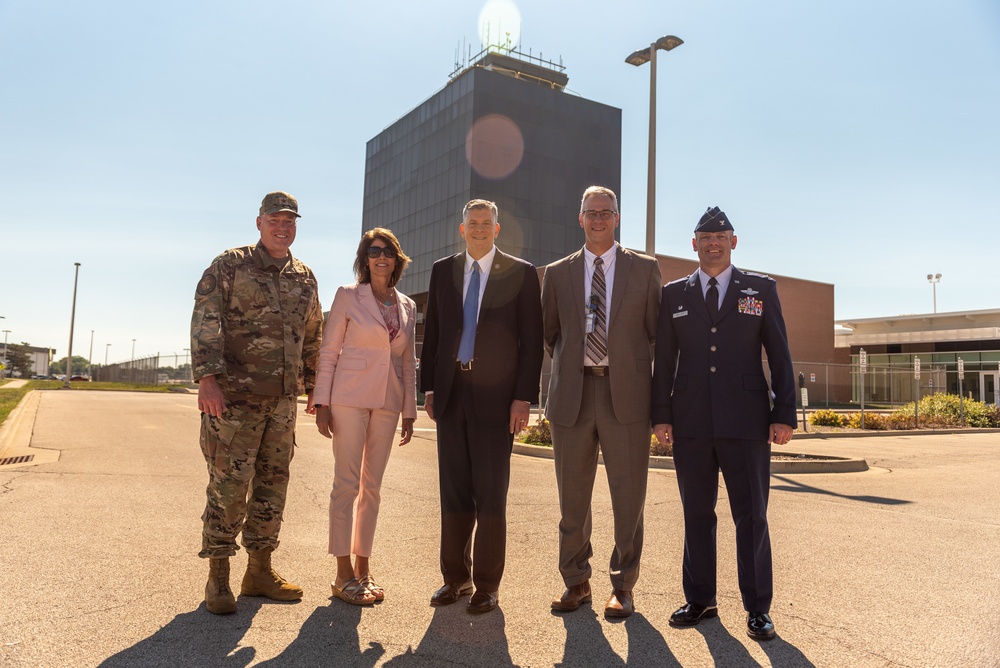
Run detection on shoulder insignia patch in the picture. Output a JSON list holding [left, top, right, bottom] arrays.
[[197, 272, 218, 296], [742, 270, 775, 282]]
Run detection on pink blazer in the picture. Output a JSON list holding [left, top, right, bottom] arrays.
[[313, 283, 417, 419]]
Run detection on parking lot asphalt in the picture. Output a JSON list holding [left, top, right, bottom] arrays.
[[0, 390, 997, 667]]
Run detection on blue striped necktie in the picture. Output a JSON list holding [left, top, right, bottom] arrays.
[[458, 262, 481, 364]]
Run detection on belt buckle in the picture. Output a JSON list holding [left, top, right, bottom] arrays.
[[459, 361, 473, 371]]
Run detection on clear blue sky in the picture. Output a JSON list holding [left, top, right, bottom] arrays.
[[1, 0, 997, 365]]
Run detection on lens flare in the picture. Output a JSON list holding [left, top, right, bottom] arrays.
[[465, 114, 524, 180]]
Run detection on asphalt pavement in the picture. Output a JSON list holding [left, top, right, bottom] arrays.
[[0, 389, 997, 667]]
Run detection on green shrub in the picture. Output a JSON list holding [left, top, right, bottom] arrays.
[[809, 409, 846, 427], [520, 418, 552, 446], [650, 433, 673, 457], [964, 401, 1000, 428], [517, 419, 677, 456], [885, 412, 916, 430], [890, 393, 1000, 428], [920, 393, 962, 424], [846, 412, 888, 430]]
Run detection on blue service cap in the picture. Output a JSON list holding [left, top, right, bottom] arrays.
[[694, 206, 733, 233]]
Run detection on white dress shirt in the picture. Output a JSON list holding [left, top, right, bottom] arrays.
[[697, 264, 734, 311], [582, 244, 617, 366]]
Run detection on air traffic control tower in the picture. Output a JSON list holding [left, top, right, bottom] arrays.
[[361, 47, 623, 300]]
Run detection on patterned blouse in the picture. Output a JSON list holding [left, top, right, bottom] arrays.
[[378, 298, 400, 341]]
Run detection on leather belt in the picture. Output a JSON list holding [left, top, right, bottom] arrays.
[[583, 366, 609, 377]]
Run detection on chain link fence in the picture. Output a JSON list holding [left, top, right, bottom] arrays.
[[849, 358, 999, 408], [92, 354, 160, 386]]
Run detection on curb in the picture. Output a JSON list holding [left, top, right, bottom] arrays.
[[513, 442, 869, 474], [796, 427, 1000, 439], [0, 391, 60, 470]]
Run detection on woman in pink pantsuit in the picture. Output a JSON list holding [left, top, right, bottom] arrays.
[[314, 228, 417, 606]]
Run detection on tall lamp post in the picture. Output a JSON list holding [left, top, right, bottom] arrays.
[[927, 273, 942, 313], [65, 262, 82, 388], [626, 34, 683, 257], [2, 327, 10, 380], [105, 343, 111, 366]]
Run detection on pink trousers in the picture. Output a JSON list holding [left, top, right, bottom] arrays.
[[329, 405, 400, 557]]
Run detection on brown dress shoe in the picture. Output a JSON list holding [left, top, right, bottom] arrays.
[[551, 581, 592, 612], [604, 589, 634, 618], [430, 581, 473, 607]]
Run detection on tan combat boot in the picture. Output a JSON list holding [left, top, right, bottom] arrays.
[[241, 549, 303, 601], [205, 557, 237, 614]]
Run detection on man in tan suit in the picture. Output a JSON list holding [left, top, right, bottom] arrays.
[[541, 186, 661, 618]]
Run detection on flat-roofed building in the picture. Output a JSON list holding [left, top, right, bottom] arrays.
[[836, 309, 1000, 406], [362, 48, 621, 300]]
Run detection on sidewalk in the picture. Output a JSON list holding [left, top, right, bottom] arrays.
[[0, 390, 997, 667]]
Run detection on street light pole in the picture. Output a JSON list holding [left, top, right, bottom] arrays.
[[105, 343, 111, 366], [65, 262, 81, 388], [626, 34, 683, 257], [132, 339, 136, 360], [88, 330, 94, 380], [1, 328, 10, 380], [927, 273, 942, 313]]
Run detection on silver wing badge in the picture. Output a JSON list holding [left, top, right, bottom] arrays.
[[741, 288, 759, 296]]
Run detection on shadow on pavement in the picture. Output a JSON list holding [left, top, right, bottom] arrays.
[[554, 607, 624, 667], [760, 636, 818, 667], [550, 607, 682, 666], [625, 613, 683, 666], [693, 619, 761, 666], [382, 603, 515, 666], [770, 474, 912, 505], [255, 599, 383, 667], [97, 599, 264, 668], [689, 618, 817, 667]]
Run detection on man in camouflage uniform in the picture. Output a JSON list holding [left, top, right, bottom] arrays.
[[191, 191, 323, 614]]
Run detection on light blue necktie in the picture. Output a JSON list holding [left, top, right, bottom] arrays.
[[458, 262, 481, 364]]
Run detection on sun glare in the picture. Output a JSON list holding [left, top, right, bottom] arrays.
[[477, 0, 521, 51]]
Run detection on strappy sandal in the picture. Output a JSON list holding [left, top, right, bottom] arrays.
[[331, 577, 376, 606], [359, 573, 385, 602]]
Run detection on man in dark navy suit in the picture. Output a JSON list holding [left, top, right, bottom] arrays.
[[420, 199, 543, 614], [651, 206, 796, 641]]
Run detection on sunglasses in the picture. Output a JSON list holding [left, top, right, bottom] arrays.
[[367, 245, 398, 259]]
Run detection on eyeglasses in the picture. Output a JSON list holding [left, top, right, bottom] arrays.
[[582, 209, 618, 222], [367, 245, 398, 259]]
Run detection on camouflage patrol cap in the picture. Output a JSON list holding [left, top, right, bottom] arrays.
[[260, 191, 301, 218], [694, 206, 733, 233]]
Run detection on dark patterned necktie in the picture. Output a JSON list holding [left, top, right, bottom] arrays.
[[587, 257, 608, 364], [707, 276, 719, 322]]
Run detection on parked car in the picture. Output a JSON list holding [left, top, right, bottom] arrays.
[[69, 375, 91, 381]]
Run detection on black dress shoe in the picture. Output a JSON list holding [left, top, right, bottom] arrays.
[[747, 611, 776, 640], [669, 602, 719, 627], [430, 581, 473, 607], [466, 590, 499, 614]]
